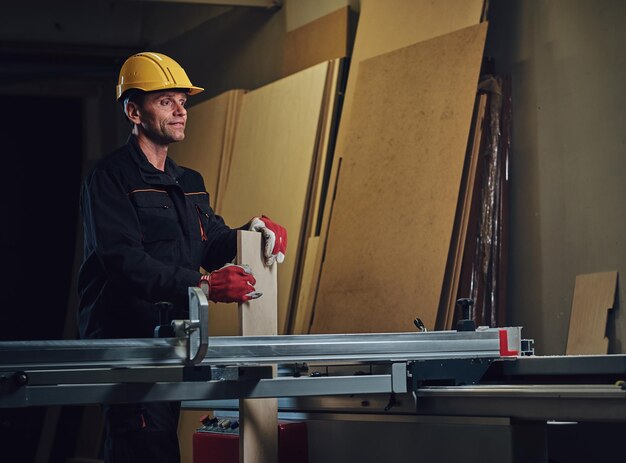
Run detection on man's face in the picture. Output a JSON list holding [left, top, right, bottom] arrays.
[[132, 90, 188, 144]]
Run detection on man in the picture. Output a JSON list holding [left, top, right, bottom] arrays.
[[77, 51, 287, 462]]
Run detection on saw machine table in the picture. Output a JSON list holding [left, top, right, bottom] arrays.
[[1, 288, 625, 423]]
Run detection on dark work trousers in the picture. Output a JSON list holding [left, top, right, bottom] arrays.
[[103, 401, 181, 463]]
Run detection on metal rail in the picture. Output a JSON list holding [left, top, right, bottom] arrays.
[[0, 330, 506, 370], [0, 330, 512, 408]]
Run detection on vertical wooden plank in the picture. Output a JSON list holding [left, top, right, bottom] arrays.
[[566, 271, 618, 355], [237, 230, 278, 463], [440, 93, 488, 329]]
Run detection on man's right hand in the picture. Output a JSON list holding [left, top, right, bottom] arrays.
[[199, 263, 262, 303]]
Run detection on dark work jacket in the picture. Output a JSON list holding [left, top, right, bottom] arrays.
[[77, 137, 236, 339]]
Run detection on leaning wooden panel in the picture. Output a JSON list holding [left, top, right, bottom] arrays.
[[310, 23, 489, 333], [219, 62, 329, 335], [237, 231, 278, 463], [306, 0, 485, 333], [566, 271, 618, 355]]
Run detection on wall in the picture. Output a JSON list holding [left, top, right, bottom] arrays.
[[158, 0, 356, 103], [486, 0, 626, 354]]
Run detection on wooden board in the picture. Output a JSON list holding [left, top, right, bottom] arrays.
[[283, 6, 350, 78], [237, 230, 278, 463], [440, 92, 488, 329], [310, 23, 489, 333], [219, 62, 330, 335], [566, 271, 618, 355]]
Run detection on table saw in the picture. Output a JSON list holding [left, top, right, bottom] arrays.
[[2, 287, 625, 424]]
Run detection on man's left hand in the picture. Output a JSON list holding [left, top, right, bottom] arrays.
[[248, 215, 287, 266]]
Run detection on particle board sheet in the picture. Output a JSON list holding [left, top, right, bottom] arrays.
[[219, 61, 329, 335], [303, 0, 485, 334], [566, 271, 618, 355], [237, 231, 278, 463], [282, 6, 350, 78], [310, 23, 489, 334]]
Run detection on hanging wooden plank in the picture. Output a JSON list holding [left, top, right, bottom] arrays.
[[237, 230, 278, 463], [566, 271, 618, 355], [219, 61, 330, 335], [310, 23, 489, 333]]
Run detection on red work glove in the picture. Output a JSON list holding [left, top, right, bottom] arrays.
[[248, 215, 287, 266], [199, 264, 262, 303]]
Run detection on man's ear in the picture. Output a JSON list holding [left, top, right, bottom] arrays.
[[125, 101, 142, 124]]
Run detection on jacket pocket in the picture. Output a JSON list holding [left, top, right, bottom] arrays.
[[131, 191, 180, 262], [132, 191, 179, 242]]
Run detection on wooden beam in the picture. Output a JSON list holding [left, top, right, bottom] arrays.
[[237, 230, 278, 463]]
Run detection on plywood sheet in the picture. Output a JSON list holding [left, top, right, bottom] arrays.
[[283, 6, 350, 78], [219, 62, 329, 335], [310, 23, 489, 333], [566, 271, 618, 355], [237, 230, 278, 463]]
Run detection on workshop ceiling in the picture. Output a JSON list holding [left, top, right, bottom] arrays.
[[1, 0, 274, 91]]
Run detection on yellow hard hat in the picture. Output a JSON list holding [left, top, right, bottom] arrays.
[[116, 52, 204, 101]]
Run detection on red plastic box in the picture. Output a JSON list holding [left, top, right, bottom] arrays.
[[193, 421, 308, 463]]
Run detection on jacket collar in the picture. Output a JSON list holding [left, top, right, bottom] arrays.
[[127, 135, 185, 186]]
